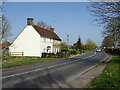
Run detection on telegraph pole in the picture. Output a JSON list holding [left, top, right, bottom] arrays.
[[66, 33, 69, 58], [67, 33, 69, 49]]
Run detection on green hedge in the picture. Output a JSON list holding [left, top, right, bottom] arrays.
[[105, 48, 120, 55], [69, 49, 77, 55]]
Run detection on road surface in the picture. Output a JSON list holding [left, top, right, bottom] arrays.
[[2, 51, 108, 88]]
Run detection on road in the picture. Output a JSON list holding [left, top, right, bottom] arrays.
[[2, 51, 108, 88]]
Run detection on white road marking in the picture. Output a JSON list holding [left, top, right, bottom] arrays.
[[2, 67, 47, 79], [83, 52, 96, 59], [2, 52, 96, 79]]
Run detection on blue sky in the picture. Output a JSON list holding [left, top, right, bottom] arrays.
[[3, 2, 103, 46]]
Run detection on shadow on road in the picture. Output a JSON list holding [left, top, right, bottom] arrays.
[[3, 52, 108, 88], [7, 68, 73, 88]]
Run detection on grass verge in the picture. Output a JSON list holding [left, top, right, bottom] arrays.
[[92, 55, 120, 88], [2, 56, 58, 69]]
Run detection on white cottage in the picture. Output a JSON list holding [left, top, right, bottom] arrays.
[[9, 18, 62, 57]]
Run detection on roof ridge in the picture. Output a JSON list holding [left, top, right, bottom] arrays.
[[33, 25, 54, 32], [32, 25, 61, 41]]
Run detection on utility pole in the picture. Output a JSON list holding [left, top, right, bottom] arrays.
[[67, 33, 69, 49], [66, 33, 69, 58]]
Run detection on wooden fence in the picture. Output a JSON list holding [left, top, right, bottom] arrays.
[[9, 52, 24, 56]]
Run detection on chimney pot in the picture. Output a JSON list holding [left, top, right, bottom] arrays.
[[27, 18, 34, 25], [50, 28, 54, 32]]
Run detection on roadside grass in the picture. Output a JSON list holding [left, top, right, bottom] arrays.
[[2, 56, 57, 68], [83, 50, 91, 53], [92, 55, 120, 88]]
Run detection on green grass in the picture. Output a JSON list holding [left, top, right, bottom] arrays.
[[92, 55, 120, 88], [2, 56, 57, 68], [83, 50, 91, 53]]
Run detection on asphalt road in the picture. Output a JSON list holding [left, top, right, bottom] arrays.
[[2, 51, 108, 88]]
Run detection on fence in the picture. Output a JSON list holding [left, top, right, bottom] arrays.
[[9, 52, 24, 56]]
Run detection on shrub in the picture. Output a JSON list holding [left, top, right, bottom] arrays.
[[70, 49, 77, 55], [105, 48, 120, 55], [48, 53, 55, 58], [57, 51, 70, 58], [42, 53, 56, 58], [41, 53, 48, 58]]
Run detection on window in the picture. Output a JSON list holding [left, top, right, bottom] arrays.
[[47, 46, 51, 53]]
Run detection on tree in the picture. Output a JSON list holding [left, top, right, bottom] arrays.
[[103, 17, 120, 46], [61, 42, 68, 49], [73, 36, 82, 51], [0, 4, 12, 42], [85, 38, 97, 50], [88, 2, 120, 47], [82, 44, 89, 51], [37, 21, 52, 30], [101, 35, 115, 48], [89, 2, 120, 25], [0, 4, 12, 56]]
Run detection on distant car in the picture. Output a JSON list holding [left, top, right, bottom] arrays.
[[96, 48, 101, 52]]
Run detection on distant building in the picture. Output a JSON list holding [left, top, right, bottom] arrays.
[[0, 41, 10, 50], [9, 18, 62, 57], [0, 41, 11, 56]]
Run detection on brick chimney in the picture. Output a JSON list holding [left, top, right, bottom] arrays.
[[27, 18, 34, 25], [50, 28, 54, 32]]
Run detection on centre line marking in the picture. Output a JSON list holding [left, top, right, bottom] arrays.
[[2, 52, 96, 79]]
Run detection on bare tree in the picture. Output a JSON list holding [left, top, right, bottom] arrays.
[[88, 2, 120, 25], [103, 17, 120, 45], [101, 35, 115, 48], [37, 21, 46, 28], [88, 2, 120, 47], [0, 5, 12, 42], [37, 21, 52, 30], [0, 4, 12, 56]]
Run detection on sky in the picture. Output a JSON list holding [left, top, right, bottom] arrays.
[[3, 2, 104, 46]]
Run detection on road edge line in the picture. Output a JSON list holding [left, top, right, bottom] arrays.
[[80, 53, 111, 75]]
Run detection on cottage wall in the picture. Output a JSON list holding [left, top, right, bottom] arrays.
[[40, 36, 53, 53], [53, 40, 61, 54], [9, 18, 62, 57], [9, 26, 41, 57]]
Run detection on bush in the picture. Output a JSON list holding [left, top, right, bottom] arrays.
[[70, 49, 77, 55], [48, 53, 56, 58], [105, 48, 120, 55], [2, 48, 9, 56], [41, 53, 47, 58], [57, 51, 70, 58], [42, 51, 71, 58], [42, 53, 56, 58]]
